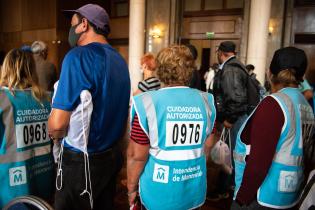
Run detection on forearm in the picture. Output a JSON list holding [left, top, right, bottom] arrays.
[[48, 109, 71, 141], [204, 134, 216, 161], [127, 140, 149, 193], [127, 156, 147, 193]]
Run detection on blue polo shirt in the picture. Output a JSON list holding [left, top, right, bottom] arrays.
[[52, 42, 130, 153]]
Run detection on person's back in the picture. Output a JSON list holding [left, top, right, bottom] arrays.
[[232, 47, 315, 210], [75, 43, 130, 151], [132, 87, 215, 209], [0, 49, 53, 208], [31, 41, 57, 91], [213, 56, 248, 123], [0, 89, 53, 208], [48, 4, 130, 210], [127, 45, 216, 210], [210, 41, 248, 201], [33, 55, 57, 91]]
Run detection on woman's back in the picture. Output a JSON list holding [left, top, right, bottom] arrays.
[[0, 49, 54, 208]]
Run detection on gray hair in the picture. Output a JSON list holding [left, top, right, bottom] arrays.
[[31, 41, 47, 54]]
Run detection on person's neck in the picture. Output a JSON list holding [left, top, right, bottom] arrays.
[[143, 71, 154, 80], [79, 33, 108, 46], [271, 83, 298, 93], [33, 54, 45, 60], [222, 55, 235, 63], [162, 83, 186, 88]]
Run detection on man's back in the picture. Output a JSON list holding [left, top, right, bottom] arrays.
[[53, 43, 131, 153], [213, 57, 248, 123]]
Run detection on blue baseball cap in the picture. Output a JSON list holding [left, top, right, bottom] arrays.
[[63, 4, 110, 31]]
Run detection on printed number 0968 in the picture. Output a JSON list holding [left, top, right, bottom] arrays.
[[23, 123, 47, 145]]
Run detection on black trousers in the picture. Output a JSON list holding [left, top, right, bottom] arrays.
[[54, 145, 123, 210]]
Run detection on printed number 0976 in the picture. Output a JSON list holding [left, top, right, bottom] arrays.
[[172, 123, 200, 145]]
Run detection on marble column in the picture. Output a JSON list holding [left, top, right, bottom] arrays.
[[246, 0, 272, 85], [128, 0, 145, 91]]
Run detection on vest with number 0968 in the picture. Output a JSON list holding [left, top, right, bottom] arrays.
[[233, 87, 315, 209], [131, 87, 216, 210], [0, 88, 54, 208]]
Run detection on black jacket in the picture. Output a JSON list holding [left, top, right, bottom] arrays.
[[213, 57, 248, 123]]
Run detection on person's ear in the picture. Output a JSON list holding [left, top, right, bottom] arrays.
[[81, 18, 89, 32]]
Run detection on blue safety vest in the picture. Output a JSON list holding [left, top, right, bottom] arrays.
[[131, 87, 216, 210], [0, 88, 54, 208], [234, 87, 315, 209]]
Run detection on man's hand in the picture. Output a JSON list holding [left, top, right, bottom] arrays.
[[128, 191, 138, 206], [48, 131, 65, 144], [223, 120, 233, 128]]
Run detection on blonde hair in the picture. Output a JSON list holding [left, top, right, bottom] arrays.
[[0, 49, 47, 102], [156, 45, 195, 86], [269, 68, 302, 87]]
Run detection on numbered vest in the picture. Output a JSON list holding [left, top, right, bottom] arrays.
[[0, 89, 54, 208], [234, 87, 315, 208], [131, 87, 216, 210]]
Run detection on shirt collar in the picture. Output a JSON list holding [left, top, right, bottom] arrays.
[[219, 55, 236, 70]]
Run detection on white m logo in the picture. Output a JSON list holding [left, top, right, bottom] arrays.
[[153, 163, 169, 183]]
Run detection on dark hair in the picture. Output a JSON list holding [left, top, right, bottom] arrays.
[[75, 13, 110, 38], [246, 64, 255, 71], [185, 44, 198, 60]]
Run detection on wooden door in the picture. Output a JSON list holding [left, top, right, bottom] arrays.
[[292, 2, 315, 84]]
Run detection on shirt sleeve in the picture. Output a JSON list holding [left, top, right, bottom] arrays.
[[236, 96, 284, 205], [299, 80, 312, 92], [52, 49, 93, 111], [138, 80, 149, 92], [130, 114, 150, 145]]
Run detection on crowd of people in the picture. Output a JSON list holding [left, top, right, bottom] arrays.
[[0, 3, 314, 210]]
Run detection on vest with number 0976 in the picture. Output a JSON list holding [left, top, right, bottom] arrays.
[[0, 88, 54, 208], [233, 87, 315, 209], [131, 87, 216, 210]]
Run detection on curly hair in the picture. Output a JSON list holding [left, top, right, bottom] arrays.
[[156, 45, 195, 86]]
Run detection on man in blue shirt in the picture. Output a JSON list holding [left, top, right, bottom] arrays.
[[48, 4, 130, 210]]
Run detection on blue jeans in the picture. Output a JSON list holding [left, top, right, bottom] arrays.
[[214, 114, 248, 194]]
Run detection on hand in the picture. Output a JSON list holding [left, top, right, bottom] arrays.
[[223, 120, 233, 129], [128, 191, 138, 206], [48, 133, 63, 144]]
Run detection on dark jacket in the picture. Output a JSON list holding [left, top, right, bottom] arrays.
[[213, 56, 248, 123], [33, 55, 57, 91]]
